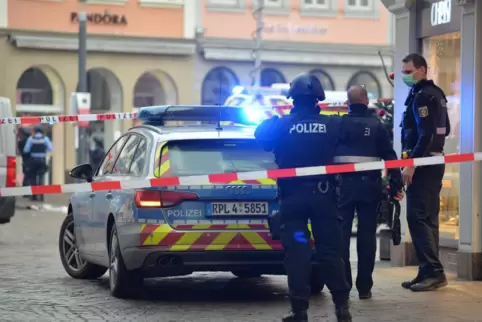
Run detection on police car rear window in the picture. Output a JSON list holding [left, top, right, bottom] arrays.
[[164, 139, 277, 176]]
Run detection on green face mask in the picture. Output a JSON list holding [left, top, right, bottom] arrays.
[[403, 74, 417, 87]]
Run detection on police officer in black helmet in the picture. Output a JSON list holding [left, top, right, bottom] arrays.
[[255, 73, 352, 322], [334, 85, 404, 300]]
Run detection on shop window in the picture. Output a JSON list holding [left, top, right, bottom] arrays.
[[310, 69, 335, 90], [423, 32, 461, 242], [261, 68, 286, 87], [201, 67, 240, 106], [16, 68, 53, 105], [346, 71, 381, 98]]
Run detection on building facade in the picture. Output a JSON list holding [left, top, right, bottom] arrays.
[[0, 0, 394, 185], [382, 0, 482, 280], [0, 0, 198, 185], [195, 0, 395, 106]]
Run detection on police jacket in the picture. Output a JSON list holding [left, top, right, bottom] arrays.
[[254, 105, 340, 188], [402, 79, 450, 158], [23, 133, 53, 158], [334, 104, 402, 184]]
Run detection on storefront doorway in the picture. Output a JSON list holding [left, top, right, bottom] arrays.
[[15, 66, 64, 185]]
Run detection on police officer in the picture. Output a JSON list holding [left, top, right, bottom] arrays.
[[400, 53, 450, 292], [255, 73, 352, 322], [334, 85, 404, 300], [23, 125, 53, 202]]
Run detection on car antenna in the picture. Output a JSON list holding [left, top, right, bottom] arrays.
[[215, 105, 223, 131]]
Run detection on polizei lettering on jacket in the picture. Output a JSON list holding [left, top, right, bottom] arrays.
[[289, 123, 327, 134], [70, 11, 128, 25]]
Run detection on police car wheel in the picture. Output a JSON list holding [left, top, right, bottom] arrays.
[[108, 224, 143, 298], [59, 213, 107, 279], [231, 270, 263, 278]]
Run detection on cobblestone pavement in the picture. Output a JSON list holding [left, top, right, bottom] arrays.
[[1, 209, 482, 322]]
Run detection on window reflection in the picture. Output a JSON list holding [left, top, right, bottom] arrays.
[[423, 32, 461, 241]]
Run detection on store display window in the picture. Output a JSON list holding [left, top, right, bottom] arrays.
[[422, 32, 461, 241]]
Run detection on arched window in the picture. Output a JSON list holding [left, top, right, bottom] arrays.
[[346, 71, 382, 98], [261, 68, 286, 86], [133, 72, 165, 108], [201, 67, 239, 105], [309, 69, 335, 91], [16, 68, 53, 105]]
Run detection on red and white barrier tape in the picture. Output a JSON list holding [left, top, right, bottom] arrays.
[[1, 103, 350, 126], [1, 112, 138, 125], [2, 152, 478, 197]]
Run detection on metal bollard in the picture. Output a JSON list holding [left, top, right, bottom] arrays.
[[379, 228, 392, 261]]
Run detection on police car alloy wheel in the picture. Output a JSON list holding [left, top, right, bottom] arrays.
[[59, 213, 107, 279], [108, 224, 143, 298]]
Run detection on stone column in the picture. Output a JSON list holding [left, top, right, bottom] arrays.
[[380, 0, 419, 266], [457, 0, 482, 280]]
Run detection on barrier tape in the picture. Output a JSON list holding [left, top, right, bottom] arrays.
[[1, 103, 351, 126], [2, 152, 478, 197]]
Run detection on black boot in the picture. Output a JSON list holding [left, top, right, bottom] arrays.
[[281, 311, 308, 322], [410, 273, 447, 292], [401, 275, 424, 289], [335, 304, 352, 322], [282, 299, 308, 322]]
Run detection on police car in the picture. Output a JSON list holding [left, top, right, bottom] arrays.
[[59, 105, 324, 298]]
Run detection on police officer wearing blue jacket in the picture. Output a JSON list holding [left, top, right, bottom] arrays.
[[255, 73, 352, 322], [23, 125, 53, 201], [334, 85, 404, 300], [400, 53, 450, 292]]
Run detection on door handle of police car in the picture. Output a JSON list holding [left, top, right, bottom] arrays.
[[106, 192, 113, 200], [89, 193, 95, 199]]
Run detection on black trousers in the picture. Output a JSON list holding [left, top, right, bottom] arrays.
[[338, 175, 381, 292], [27, 158, 47, 201], [406, 164, 445, 277], [279, 183, 350, 311]]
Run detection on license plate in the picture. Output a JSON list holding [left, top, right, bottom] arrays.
[[210, 202, 269, 216]]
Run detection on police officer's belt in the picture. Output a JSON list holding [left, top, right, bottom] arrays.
[[333, 156, 381, 163]]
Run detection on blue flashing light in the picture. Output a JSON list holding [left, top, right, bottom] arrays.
[[232, 86, 245, 95], [136, 105, 260, 127], [242, 107, 264, 125]]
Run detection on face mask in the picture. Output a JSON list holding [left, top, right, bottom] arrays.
[[403, 74, 417, 87]]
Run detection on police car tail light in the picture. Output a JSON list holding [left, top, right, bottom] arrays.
[[159, 191, 198, 207], [6, 156, 16, 188], [135, 190, 162, 208]]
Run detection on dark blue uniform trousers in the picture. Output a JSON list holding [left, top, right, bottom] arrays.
[[338, 175, 381, 292], [279, 183, 350, 310], [406, 164, 445, 277]]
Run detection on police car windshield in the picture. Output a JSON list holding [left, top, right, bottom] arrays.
[[163, 139, 278, 176]]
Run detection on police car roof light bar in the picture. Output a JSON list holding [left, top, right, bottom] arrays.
[[136, 105, 255, 127]]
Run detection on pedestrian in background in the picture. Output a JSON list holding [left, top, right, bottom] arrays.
[[17, 126, 32, 188], [400, 53, 450, 292], [23, 125, 53, 202], [334, 85, 404, 299], [90, 137, 105, 172], [255, 73, 352, 322]]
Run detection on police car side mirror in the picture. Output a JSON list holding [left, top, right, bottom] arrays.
[[70, 164, 94, 183]]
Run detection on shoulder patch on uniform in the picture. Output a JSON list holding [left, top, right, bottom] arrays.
[[418, 106, 429, 118]]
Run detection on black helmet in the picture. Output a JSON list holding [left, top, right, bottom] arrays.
[[287, 73, 325, 101], [34, 125, 43, 134]]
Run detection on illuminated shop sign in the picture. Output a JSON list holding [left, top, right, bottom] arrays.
[[431, 0, 452, 27]]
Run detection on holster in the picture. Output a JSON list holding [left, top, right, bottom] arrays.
[[268, 189, 282, 240], [267, 209, 282, 240]]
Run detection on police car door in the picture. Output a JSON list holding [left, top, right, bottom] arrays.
[[80, 135, 129, 258]]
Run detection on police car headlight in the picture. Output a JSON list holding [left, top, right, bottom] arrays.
[[243, 107, 264, 124]]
